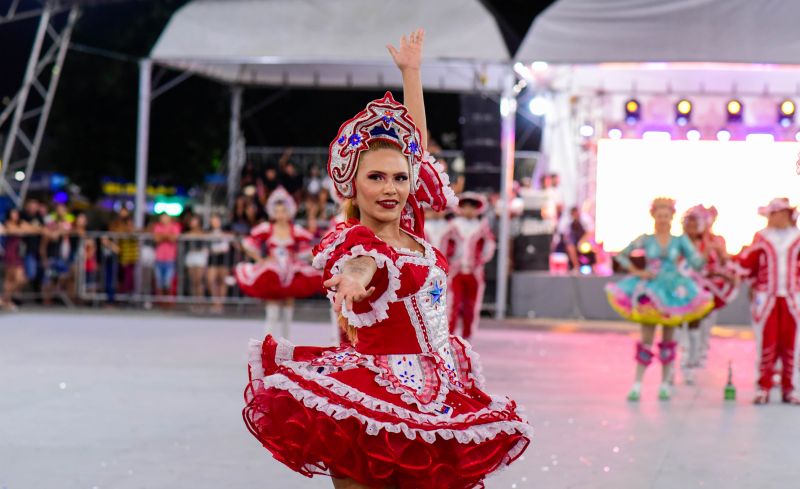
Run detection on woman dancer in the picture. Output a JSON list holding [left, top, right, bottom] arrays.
[[243, 30, 531, 489], [680, 206, 737, 382], [606, 198, 714, 401], [235, 186, 321, 339]]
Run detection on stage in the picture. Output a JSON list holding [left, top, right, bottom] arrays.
[[2, 310, 795, 489], [510, 272, 752, 325]]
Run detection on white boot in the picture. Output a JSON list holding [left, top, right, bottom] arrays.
[[264, 303, 280, 336], [688, 329, 702, 369], [280, 304, 293, 340]]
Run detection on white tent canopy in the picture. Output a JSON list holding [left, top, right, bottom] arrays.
[[150, 0, 511, 92], [137, 0, 519, 318], [514, 0, 800, 209], [517, 0, 800, 65]]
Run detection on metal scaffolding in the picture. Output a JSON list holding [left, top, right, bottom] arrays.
[[0, 1, 80, 206]]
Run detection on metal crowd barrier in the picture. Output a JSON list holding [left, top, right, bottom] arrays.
[[0, 230, 330, 308]]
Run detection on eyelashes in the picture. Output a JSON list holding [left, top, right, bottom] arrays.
[[367, 174, 409, 182]]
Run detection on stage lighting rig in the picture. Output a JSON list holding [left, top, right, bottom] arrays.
[[624, 99, 640, 124], [726, 99, 743, 123], [676, 99, 692, 125], [779, 99, 795, 127]]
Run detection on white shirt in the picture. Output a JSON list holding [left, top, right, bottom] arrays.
[[761, 226, 800, 297]]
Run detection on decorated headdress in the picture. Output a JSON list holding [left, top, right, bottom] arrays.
[[682, 204, 709, 232], [758, 197, 796, 217], [328, 91, 457, 235], [266, 186, 297, 220], [457, 191, 488, 213], [650, 197, 676, 215]]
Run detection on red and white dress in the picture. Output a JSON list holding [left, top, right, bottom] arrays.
[[235, 222, 322, 300], [736, 227, 800, 395], [443, 217, 496, 339], [690, 234, 738, 310], [243, 220, 531, 489]]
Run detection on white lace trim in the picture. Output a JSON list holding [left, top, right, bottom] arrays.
[[275, 338, 295, 365], [424, 152, 459, 210], [248, 339, 266, 379], [361, 353, 454, 416], [258, 372, 533, 444], [328, 245, 402, 328], [451, 335, 487, 389], [248, 339, 524, 427], [311, 226, 355, 270]]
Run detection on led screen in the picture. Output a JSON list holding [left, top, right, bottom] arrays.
[[595, 139, 800, 252]]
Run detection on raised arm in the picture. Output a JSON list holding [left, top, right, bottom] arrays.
[[323, 256, 377, 313], [387, 28, 427, 149]]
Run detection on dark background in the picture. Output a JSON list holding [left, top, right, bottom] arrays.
[[0, 0, 556, 199]]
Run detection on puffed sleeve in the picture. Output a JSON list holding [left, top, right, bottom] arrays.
[[679, 234, 706, 271], [614, 234, 645, 270], [312, 223, 401, 328], [291, 224, 314, 260], [734, 233, 763, 282], [242, 222, 271, 256]]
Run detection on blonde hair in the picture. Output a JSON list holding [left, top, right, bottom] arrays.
[[334, 140, 406, 344], [650, 197, 676, 216]]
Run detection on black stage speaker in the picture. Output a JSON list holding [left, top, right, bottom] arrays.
[[459, 94, 501, 192], [513, 234, 552, 271]]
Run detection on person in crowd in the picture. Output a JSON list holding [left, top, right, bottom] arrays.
[[552, 205, 595, 272], [606, 197, 713, 401], [99, 213, 120, 305], [230, 195, 253, 236], [257, 166, 281, 205], [242, 30, 531, 489], [40, 203, 73, 304], [305, 164, 324, 198], [206, 214, 231, 315], [280, 160, 304, 201], [109, 207, 138, 295], [2, 208, 30, 310], [736, 198, 800, 405], [152, 212, 181, 301], [20, 199, 44, 296], [422, 206, 451, 252], [235, 186, 321, 338], [183, 214, 208, 306], [443, 192, 496, 340]]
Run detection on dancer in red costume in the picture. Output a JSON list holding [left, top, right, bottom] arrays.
[[243, 30, 531, 489], [235, 187, 322, 339], [443, 192, 496, 340], [679, 205, 738, 383], [736, 198, 800, 405]]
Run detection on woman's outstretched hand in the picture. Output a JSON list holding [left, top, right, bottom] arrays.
[[387, 28, 424, 72], [324, 274, 376, 314]]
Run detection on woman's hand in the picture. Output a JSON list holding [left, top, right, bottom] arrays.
[[387, 28, 424, 73], [324, 274, 376, 313]]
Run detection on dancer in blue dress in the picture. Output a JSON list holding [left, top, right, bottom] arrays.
[[606, 198, 714, 401]]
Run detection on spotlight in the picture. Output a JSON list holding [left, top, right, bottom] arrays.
[[686, 129, 701, 141], [608, 128, 623, 140], [528, 96, 548, 116], [726, 99, 743, 122], [716, 129, 732, 141], [795, 130, 800, 142], [675, 99, 692, 125], [579, 124, 594, 137], [781, 99, 795, 116], [14, 171, 24, 182], [779, 99, 795, 126], [624, 99, 641, 124], [745, 133, 775, 143]]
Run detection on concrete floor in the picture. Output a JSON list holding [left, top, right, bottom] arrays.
[[0, 311, 796, 489]]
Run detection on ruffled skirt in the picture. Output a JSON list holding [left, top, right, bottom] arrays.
[[243, 336, 532, 489], [606, 271, 714, 326], [235, 261, 322, 300]]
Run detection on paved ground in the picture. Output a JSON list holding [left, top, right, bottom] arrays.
[[0, 311, 797, 489]]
